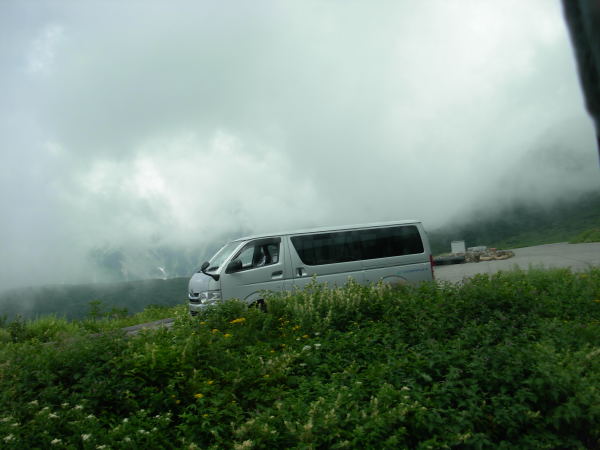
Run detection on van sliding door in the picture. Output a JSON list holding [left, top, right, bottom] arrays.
[[288, 230, 364, 290]]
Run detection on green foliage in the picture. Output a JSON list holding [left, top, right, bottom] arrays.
[[1, 269, 600, 448], [0, 306, 181, 344], [570, 228, 600, 243]]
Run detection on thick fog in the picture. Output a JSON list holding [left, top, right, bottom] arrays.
[[1, 0, 598, 289]]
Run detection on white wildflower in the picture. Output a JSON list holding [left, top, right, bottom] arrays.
[[0, 417, 12, 423], [51, 438, 62, 445], [3, 434, 15, 442], [401, 386, 410, 391], [74, 404, 83, 410], [10, 422, 19, 427], [314, 343, 321, 348], [29, 400, 39, 406], [97, 445, 107, 449], [124, 437, 131, 442], [61, 402, 69, 408], [81, 433, 91, 441], [86, 414, 95, 419], [122, 418, 129, 423], [302, 345, 311, 351], [49, 413, 59, 419]]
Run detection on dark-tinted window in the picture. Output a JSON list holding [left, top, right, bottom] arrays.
[[358, 226, 423, 260], [290, 230, 361, 266], [291, 226, 423, 266]]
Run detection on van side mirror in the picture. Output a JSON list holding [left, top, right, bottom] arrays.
[[199, 261, 219, 281], [226, 259, 243, 274]]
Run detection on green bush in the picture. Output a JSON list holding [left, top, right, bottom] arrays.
[[570, 228, 600, 244], [1, 268, 600, 448]]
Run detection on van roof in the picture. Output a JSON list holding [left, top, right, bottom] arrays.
[[233, 220, 422, 242]]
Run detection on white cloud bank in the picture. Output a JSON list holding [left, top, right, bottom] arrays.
[[0, 0, 598, 288]]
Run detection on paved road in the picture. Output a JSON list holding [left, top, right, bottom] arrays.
[[120, 318, 175, 335], [434, 242, 600, 283]]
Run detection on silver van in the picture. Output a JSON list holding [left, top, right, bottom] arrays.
[[188, 220, 434, 315]]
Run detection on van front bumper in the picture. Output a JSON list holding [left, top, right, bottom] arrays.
[[188, 289, 222, 315], [188, 298, 221, 315]]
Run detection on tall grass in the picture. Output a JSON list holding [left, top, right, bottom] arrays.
[[0, 304, 179, 344], [1, 268, 600, 448]]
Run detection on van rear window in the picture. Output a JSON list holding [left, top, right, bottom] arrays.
[[291, 225, 424, 266]]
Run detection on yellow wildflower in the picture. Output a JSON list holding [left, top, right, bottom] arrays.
[[211, 329, 219, 333], [194, 393, 204, 399], [199, 321, 207, 325], [205, 380, 214, 385], [230, 318, 246, 324], [302, 334, 309, 339], [224, 333, 232, 338], [292, 325, 301, 331], [202, 414, 209, 418], [594, 299, 600, 303]]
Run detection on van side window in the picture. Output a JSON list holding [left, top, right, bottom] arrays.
[[291, 230, 361, 266], [291, 226, 423, 266], [233, 238, 281, 271], [359, 226, 423, 259], [266, 243, 279, 264]]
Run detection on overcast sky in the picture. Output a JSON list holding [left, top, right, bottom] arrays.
[[1, 0, 599, 288]]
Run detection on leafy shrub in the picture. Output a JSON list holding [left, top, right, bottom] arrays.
[[1, 268, 600, 448]]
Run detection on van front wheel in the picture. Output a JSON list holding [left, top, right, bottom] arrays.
[[249, 299, 267, 312]]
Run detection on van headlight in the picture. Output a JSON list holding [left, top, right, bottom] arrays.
[[198, 290, 221, 304]]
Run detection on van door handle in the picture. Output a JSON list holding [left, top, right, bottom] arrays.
[[296, 267, 307, 277], [271, 270, 283, 279]]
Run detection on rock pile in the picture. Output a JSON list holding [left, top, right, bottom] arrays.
[[465, 247, 514, 263]]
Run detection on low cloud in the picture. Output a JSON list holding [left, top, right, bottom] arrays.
[[0, 0, 598, 288]]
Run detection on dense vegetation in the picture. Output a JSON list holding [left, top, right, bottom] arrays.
[[1, 268, 600, 448], [0, 277, 188, 321], [429, 191, 600, 254], [570, 227, 600, 244]]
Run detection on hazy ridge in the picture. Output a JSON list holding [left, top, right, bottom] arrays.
[[0, 277, 187, 321], [429, 190, 600, 254]]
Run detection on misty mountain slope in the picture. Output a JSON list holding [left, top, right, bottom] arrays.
[[0, 277, 188, 321], [429, 190, 600, 254]]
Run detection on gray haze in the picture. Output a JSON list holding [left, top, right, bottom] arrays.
[[1, 0, 599, 289]]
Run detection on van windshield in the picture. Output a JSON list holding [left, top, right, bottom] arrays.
[[207, 241, 243, 271]]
